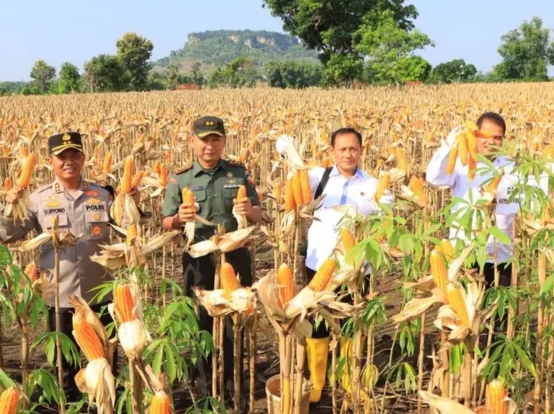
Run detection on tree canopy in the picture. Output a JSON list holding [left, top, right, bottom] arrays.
[[494, 16, 554, 81]]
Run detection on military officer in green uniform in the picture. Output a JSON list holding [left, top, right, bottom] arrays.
[[161, 116, 261, 410]]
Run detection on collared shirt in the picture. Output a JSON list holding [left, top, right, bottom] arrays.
[[161, 159, 260, 243], [305, 165, 395, 272], [426, 141, 549, 264], [0, 177, 114, 308]]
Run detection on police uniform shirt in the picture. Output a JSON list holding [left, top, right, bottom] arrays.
[[0, 177, 113, 308], [161, 159, 261, 242], [305, 165, 395, 272], [425, 136, 550, 264]]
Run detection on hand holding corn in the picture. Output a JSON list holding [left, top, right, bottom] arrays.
[[5, 185, 25, 205], [177, 203, 196, 224], [233, 196, 251, 215]]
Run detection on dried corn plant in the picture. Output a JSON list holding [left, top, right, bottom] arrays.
[[2, 84, 554, 413]]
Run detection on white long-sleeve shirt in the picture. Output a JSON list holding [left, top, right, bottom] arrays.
[[305, 165, 395, 272], [426, 138, 549, 264]]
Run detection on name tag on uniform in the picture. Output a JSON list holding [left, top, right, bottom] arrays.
[[224, 184, 240, 189], [44, 208, 66, 215], [85, 204, 106, 211], [189, 185, 203, 191]]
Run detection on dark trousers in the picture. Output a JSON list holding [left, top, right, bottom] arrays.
[[474, 262, 512, 288], [183, 247, 252, 395], [306, 266, 370, 339], [471, 261, 512, 331], [47, 302, 118, 397]]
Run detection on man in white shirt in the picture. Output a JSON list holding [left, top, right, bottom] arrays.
[[426, 112, 548, 313], [277, 127, 394, 404]]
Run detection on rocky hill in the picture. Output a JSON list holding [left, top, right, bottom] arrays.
[[153, 30, 319, 72]]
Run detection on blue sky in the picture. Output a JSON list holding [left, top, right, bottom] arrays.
[[1, 0, 553, 81]]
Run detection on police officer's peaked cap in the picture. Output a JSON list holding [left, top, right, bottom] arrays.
[[48, 132, 84, 155], [193, 116, 226, 138]]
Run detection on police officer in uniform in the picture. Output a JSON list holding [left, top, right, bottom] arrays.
[[161, 116, 262, 410], [0, 132, 139, 405]]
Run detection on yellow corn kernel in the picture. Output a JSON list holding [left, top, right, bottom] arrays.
[[291, 172, 303, 207], [16, 154, 36, 188], [375, 171, 390, 202], [457, 132, 469, 166], [298, 169, 312, 204], [439, 239, 454, 262], [149, 390, 172, 414], [340, 228, 356, 254], [114, 284, 137, 323], [0, 387, 21, 414], [4, 177, 12, 191], [159, 165, 168, 187], [24, 263, 39, 283], [409, 176, 428, 206], [121, 158, 135, 194], [484, 173, 503, 194], [221, 262, 241, 296], [446, 283, 470, 327], [102, 153, 112, 174], [153, 160, 161, 175], [236, 185, 247, 200], [308, 258, 336, 292], [72, 316, 106, 361], [446, 146, 458, 175], [468, 154, 476, 181], [486, 379, 507, 414], [277, 263, 295, 309], [181, 188, 195, 206], [132, 170, 144, 188], [126, 224, 137, 246], [284, 178, 296, 212], [466, 130, 478, 162], [430, 249, 447, 292]]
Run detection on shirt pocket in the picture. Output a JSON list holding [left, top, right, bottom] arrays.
[[42, 211, 69, 230], [85, 210, 109, 240], [222, 184, 241, 210]]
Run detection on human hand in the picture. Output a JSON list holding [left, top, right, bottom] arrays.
[[5, 185, 24, 204], [177, 203, 196, 223], [233, 197, 251, 215], [444, 126, 463, 147]]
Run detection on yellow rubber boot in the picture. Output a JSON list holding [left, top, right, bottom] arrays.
[[306, 337, 330, 403], [340, 337, 353, 394]]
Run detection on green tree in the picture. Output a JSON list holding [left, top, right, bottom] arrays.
[[494, 16, 554, 81], [262, 0, 420, 85], [58, 62, 81, 93], [83, 54, 126, 93], [167, 63, 179, 90], [190, 62, 205, 88], [355, 9, 433, 85], [429, 59, 477, 84], [29, 60, 56, 93], [116, 32, 154, 90], [265, 60, 322, 88]]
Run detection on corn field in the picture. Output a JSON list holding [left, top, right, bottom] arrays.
[[1, 83, 554, 413]]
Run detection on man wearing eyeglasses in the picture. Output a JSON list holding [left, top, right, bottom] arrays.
[[426, 112, 548, 302]]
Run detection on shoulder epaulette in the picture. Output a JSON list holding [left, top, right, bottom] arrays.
[[226, 159, 245, 168], [36, 184, 53, 194], [175, 163, 193, 175]]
